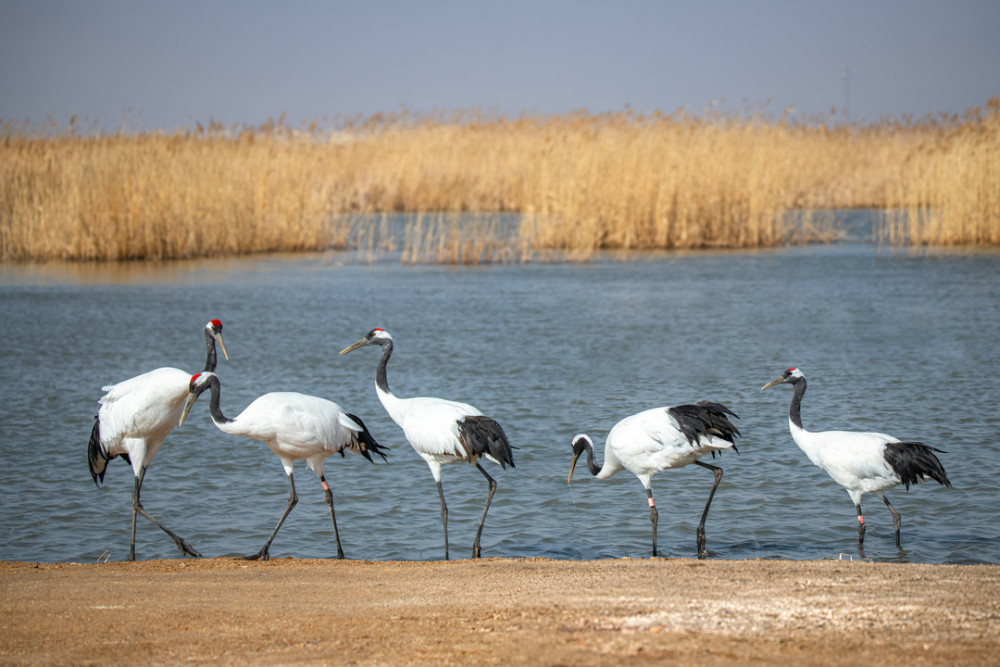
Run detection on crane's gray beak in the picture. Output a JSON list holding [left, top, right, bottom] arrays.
[[179, 392, 199, 427], [339, 338, 367, 355], [568, 452, 580, 484], [216, 333, 229, 361], [761, 376, 785, 391]]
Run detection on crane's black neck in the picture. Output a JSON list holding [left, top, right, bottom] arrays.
[[375, 339, 393, 396], [203, 327, 219, 372], [202, 375, 233, 424], [788, 377, 806, 430], [573, 437, 603, 477]]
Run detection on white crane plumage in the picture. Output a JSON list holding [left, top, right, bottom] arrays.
[[339, 328, 515, 560], [87, 319, 227, 560], [179, 371, 388, 560], [762, 367, 951, 548], [569, 402, 741, 557]]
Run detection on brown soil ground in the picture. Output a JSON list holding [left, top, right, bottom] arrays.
[[1, 557, 997, 665]]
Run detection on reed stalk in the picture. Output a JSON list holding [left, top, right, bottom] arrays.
[[2, 101, 997, 263], [879, 98, 1000, 246]]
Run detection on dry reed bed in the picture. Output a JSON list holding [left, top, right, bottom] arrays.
[[881, 101, 1000, 245], [2, 101, 998, 263]]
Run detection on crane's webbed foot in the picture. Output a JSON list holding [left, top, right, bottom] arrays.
[[135, 501, 202, 558], [175, 538, 202, 559], [241, 547, 270, 561]]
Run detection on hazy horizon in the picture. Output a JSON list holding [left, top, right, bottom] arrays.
[[2, 0, 999, 131]]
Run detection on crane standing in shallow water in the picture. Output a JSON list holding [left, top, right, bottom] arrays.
[[87, 319, 227, 561], [569, 401, 741, 557], [339, 328, 515, 560], [761, 367, 951, 548], [180, 371, 388, 560]]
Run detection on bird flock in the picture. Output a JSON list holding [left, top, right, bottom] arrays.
[[88, 321, 952, 561]]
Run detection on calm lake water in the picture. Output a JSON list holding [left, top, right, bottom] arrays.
[[2, 225, 998, 564]]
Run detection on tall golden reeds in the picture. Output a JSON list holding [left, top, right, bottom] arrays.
[[879, 98, 1000, 246], [0, 126, 340, 260], [2, 101, 998, 263]]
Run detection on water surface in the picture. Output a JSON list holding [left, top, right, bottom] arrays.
[[1, 241, 997, 564]]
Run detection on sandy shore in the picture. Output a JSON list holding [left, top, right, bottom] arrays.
[[1, 557, 997, 665]]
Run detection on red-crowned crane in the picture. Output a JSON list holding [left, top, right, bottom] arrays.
[[339, 328, 515, 560], [179, 371, 388, 560], [569, 402, 741, 557], [87, 319, 227, 560], [761, 367, 951, 548]]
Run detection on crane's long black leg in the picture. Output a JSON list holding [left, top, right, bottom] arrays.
[[129, 472, 140, 561], [246, 472, 298, 561], [131, 467, 202, 560], [645, 488, 658, 558], [472, 463, 497, 559], [882, 495, 902, 549], [436, 481, 449, 561], [694, 460, 723, 558], [855, 503, 866, 545], [320, 475, 345, 559]]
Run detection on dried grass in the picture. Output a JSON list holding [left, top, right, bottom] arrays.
[[2, 101, 997, 263], [879, 98, 1000, 246]]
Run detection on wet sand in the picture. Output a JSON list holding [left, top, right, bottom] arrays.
[[1, 557, 997, 665]]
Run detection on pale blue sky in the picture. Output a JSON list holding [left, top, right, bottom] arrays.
[[2, 0, 998, 131]]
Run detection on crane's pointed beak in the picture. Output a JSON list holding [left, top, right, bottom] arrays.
[[179, 392, 199, 427], [761, 376, 785, 391], [339, 338, 367, 356], [216, 333, 229, 361], [568, 453, 580, 484]]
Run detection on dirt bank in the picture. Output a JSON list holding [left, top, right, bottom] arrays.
[[1, 557, 997, 665]]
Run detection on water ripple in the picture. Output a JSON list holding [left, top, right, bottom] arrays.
[[1, 243, 998, 563]]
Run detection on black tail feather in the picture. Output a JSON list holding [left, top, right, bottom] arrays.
[[87, 415, 107, 487], [668, 401, 741, 452], [883, 441, 951, 489], [459, 415, 515, 468], [345, 413, 389, 463]]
